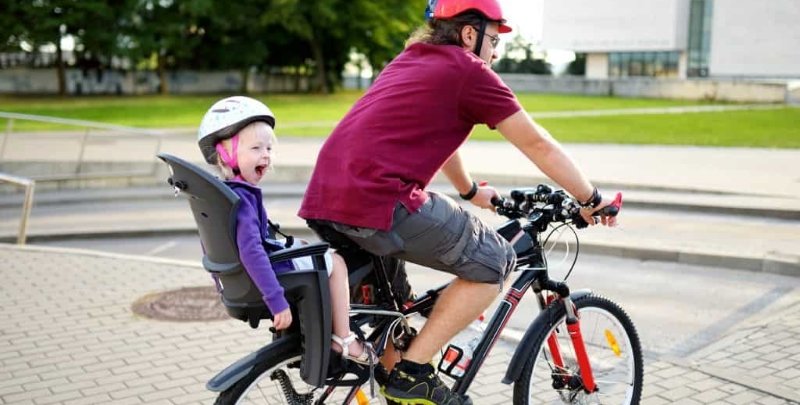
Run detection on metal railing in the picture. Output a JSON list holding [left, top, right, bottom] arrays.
[[0, 172, 35, 244], [0, 111, 171, 182]]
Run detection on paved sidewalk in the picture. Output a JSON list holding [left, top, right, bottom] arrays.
[[3, 132, 800, 198], [1, 244, 798, 404], [2, 134, 799, 276]]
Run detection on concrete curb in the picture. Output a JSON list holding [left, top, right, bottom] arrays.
[[3, 225, 797, 277]]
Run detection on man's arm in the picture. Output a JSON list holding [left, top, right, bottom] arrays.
[[441, 151, 474, 196], [496, 110, 595, 203], [441, 150, 498, 209]]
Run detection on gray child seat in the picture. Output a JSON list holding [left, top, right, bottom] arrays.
[[157, 153, 331, 387]]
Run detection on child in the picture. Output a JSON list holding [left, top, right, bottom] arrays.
[[197, 96, 370, 364]]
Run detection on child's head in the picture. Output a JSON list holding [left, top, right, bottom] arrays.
[[197, 96, 277, 184]]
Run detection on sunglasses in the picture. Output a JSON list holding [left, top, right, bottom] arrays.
[[472, 26, 500, 48]]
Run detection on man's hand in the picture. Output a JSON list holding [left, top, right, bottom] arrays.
[[272, 308, 293, 330], [469, 182, 500, 210], [579, 195, 619, 227]]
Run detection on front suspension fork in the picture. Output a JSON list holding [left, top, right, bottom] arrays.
[[543, 294, 597, 393]]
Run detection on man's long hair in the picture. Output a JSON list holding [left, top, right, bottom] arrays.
[[406, 11, 486, 47]]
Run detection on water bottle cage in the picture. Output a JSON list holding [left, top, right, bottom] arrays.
[[438, 344, 468, 378]]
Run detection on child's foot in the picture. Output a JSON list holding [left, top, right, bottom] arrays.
[[332, 332, 372, 365]]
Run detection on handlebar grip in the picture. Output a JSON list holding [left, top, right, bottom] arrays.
[[598, 192, 623, 217], [491, 196, 503, 207]]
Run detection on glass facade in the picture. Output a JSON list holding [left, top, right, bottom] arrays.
[[687, 0, 713, 77], [608, 51, 680, 78]]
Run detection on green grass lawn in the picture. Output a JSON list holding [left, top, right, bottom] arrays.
[[472, 108, 800, 148], [1, 92, 797, 148]]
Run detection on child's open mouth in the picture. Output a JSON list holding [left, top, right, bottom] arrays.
[[255, 165, 266, 176]]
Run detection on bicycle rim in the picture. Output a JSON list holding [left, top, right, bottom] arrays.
[[520, 295, 642, 404], [218, 354, 388, 405]]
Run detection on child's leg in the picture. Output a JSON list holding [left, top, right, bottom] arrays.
[[329, 253, 363, 357]]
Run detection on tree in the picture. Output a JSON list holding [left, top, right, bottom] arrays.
[[2, 0, 133, 94], [7, 1, 71, 95], [70, 0, 132, 72], [124, 0, 211, 94], [493, 34, 551, 75], [0, 0, 427, 94], [258, 0, 423, 93], [566, 53, 586, 76], [346, 0, 425, 77], [0, 1, 29, 53]]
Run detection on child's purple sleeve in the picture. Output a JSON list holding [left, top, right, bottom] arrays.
[[234, 199, 289, 314]]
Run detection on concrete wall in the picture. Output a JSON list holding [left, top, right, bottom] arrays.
[[787, 82, 800, 105], [541, 0, 690, 52], [500, 75, 612, 97], [611, 79, 786, 102], [499, 74, 789, 103], [0, 68, 61, 93], [709, 0, 800, 77], [586, 54, 609, 80], [0, 69, 311, 95]]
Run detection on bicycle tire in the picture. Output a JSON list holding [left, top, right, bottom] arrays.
[[513, 294, 643, 405], [214, 344, 390, 405]]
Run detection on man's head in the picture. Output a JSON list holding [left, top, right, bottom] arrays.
[[413, 0, 511, 64]]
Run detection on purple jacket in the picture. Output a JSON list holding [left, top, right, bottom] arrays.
[[226, 180, 294, 314]]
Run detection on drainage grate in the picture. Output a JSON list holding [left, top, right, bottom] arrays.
[[131, 286, 228, 322]]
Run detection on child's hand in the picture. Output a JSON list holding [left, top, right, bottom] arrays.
[[272, 308, 293, 330]]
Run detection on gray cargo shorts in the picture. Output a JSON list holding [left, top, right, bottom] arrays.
[[324, 192, 516, 286]]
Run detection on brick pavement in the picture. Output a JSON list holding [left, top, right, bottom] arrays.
[[1, 245, 798, 404]]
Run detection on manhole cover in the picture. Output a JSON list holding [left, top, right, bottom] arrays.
[[132, 286, 228, 322]]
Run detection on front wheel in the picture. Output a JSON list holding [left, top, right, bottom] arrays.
[[513, 294, 643, 404]]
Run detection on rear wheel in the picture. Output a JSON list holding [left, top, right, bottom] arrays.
[[513, 294, 643, 404], [214, 347, 389, 404]]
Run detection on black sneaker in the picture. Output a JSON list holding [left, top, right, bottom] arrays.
[[381, 361, 465, 405]]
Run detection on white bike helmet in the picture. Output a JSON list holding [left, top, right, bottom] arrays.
[[197, 96, 276, 164]]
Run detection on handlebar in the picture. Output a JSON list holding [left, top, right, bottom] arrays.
[[491, 185, 622, 230]]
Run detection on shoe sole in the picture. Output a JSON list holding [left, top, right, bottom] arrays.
[[380, 386, 439, 405]]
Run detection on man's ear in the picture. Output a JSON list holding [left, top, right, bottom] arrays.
[[460, 25, 475, 48]]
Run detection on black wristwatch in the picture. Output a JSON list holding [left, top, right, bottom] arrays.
[[459, 181, 479, 200], [579, 187, 602, 209]]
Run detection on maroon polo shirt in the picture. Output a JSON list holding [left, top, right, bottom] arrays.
[[298, 42, 522, 230]]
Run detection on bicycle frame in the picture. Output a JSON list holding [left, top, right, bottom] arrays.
[[346, 227, 599, 399]]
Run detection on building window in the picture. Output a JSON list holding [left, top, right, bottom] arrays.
[[687, 0, 712, 77], [608, 51, 680, 78]]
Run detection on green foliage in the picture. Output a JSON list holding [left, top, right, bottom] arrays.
[[1, 0, 424, 94], [566, 53, 586, 76], [493, 34, 551, 75]]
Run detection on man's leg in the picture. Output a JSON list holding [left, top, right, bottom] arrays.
[[402, 278, 497, 364]]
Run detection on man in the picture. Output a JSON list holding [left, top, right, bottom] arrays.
[[300, 0, 618, 403]]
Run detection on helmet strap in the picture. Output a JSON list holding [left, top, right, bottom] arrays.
[[215, 134, 240, 176], [473, 19, 487, 58]]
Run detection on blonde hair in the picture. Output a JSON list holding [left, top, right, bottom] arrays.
[[215, 121, 277, 180]]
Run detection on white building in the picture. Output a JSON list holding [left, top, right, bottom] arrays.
[[541, 0, 800, 79]]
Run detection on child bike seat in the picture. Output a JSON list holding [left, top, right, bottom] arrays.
[[157, 153, 331, 387]]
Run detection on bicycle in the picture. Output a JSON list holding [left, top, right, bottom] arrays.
[[158, 153, 642, 405], [219, 185, 643, 404]]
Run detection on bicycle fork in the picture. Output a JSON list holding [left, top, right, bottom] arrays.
[[544, 294, 597, 394]]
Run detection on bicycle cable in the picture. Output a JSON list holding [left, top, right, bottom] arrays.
[[543, 223, 580, 281]]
